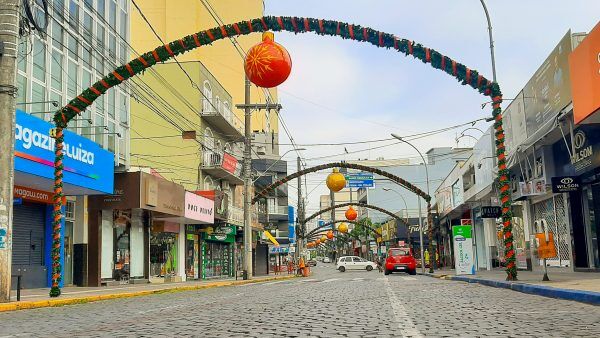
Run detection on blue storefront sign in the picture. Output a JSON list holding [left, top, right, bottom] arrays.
[[288, 205, 295, 244], [14, 110, 114, 194], [345, 172, 374, 188]]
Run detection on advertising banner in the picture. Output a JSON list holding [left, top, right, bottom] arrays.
[[523, 31, 573, 137], [452, 223, 475, 275], [222, 153, 238, 174], [14, 110, 114, 194], [288, 205, 295, 244], [570, 22, 600, 124]]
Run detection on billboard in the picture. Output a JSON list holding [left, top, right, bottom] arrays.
[[453, 222, 475, 275], [570, 22, 600, 124], [523, 31, 573, 137]]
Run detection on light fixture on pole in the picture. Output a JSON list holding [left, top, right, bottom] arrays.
[[391, 133, 431, 273]]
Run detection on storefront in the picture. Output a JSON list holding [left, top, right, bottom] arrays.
[[200, 225, 235, 279], [182, 191, 214, 280], [10, 110, 113, 289], [88, 171, 185, 286]]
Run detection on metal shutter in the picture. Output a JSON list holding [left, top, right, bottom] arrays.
[[12, 203, 46, 266]]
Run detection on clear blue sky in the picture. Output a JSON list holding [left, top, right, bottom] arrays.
[[262, 0, 600, 213]]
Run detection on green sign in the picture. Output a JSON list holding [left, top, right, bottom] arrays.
[[214, 225, 236, 235], [452, 225, 472, 239], [203, 232, 235, 243]]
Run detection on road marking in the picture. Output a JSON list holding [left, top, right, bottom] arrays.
[[262, 281, 286, 286], [384, 277, 423, 338], [299, 279, 318, 283], [400, 276, 417, 281], [351, 278, 365, 282], [320, 278, 340, 283]]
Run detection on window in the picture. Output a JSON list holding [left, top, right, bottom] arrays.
[[83, 12, 93, 43], [31, 82, 45, 114], [32, 38, 46, 81], [17, 39, 28, 73], [69, 0, 79, 29], [96, 24, 105, 48], [339, 257, 347, 262], [82, 44, 92, 67], [119, 43, 127, 63], [109, 0, 116, 27], [352, 257, 362, 262], [390, 249, 409, 257], [51, 52, 63, 90], [119, 10, 127, 38], [67, 32, 78, 59], [67, 60, 78, 98], [51, 21, 63, 48], [107, 121, 116, 153], [451, 180, 462, 207], [65, 200, 76, 218], [202, 81, 213, 112], [97, 0, 105, 18], [107, 89, 115, 119], [82, 70, 91, 90], [84, 0, 93, 9], [16, 75, 27, 108], [53, 0, 65, 18], [203, 176, 214, 190], [94, 114, 105, 146], [118, 91, 127, 124], [108, 33, 116, 57]]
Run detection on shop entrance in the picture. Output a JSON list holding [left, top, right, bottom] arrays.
[[12, 203, 46, 289], [150, 232, 179, 277], [581, 183, 600, 268], [64, 220, 74, 286], [202, 241, 232, 279]]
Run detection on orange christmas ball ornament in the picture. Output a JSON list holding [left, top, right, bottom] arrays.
[[244, 31, 292, 88], [326, 169, 346, 192], [345, 206, 357, 221], [326, 230, 334, 240], [338, 223, 348, 234]]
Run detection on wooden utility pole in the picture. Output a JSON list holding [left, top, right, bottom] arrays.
[[0, 0, 20, 302]]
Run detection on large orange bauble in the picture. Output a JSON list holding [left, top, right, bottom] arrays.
[[338, 223, 348, 233], [326, 230, 334, 240], [326, 169, 346, 192], [244, 31, 292, 88], [345, 207, 357, 221]]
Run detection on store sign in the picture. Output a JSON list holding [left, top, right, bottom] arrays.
[[203, 232, 234, 243], [288, 205, 295, 244], [141, 173, 184, 216], [481, 206, 502, 219], [551, 176, 581, 193], [14, 110, 114, 194], [269, 245, 289, 254], [13, 185, 53, 204], [570, 21, 600, 124], [184, 191, 214, 224], [452, 223, 475, 275], [570, 129, 597, 173], [214, 225, 236, 235], [222, 153, 238, 174]]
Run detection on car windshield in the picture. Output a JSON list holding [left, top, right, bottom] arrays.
[[390, 249, 409, 256]]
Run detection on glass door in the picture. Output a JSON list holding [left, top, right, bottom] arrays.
[[64, 220, 74, 285], [583, 184, 600, 268]]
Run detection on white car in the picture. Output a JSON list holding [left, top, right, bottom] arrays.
[[323, 257, 331, 263], [336, 256, 377, 272]]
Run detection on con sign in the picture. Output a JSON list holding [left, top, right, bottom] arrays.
[[551, 176, 581, 193]]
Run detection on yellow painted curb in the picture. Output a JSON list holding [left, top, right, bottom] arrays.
[[0, 275, 297, 313]]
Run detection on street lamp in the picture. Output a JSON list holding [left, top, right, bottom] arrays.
[[479, 0, 497, 83], [382, 187, 409, 221], [390, 134, 430, 273], [253, 148, 306, 183]]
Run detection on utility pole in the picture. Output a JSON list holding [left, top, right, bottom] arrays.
[[236, 85, 282, 281], [242, 77, 253, 279], [0, 0, 19, 303], [296, 156, 303, 262], [330, 190, 336, 257]]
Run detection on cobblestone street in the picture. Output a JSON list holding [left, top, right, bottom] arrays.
[[1, 264, 599, 337]]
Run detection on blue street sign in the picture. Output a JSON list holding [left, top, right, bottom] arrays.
[[344, 172, 374, 188], [13, 198, 22, 205]]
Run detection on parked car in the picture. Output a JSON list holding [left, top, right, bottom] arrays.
[[385, 248, 417, 275], [336, 256, 377, 272], [307, 259, 317, 267], [323, 257, 331, 263]]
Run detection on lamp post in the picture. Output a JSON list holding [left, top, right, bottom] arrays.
[[391, 134, 431, 273], [480, 0, 497, 83], [253, 148, 306, 183], [382, 188, 409, 221]]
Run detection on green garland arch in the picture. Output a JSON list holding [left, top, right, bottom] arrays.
[[50, 16, 514, 296]]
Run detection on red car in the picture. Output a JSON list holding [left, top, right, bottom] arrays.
[[384, 248, 417, 275]]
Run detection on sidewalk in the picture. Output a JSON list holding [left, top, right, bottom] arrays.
[[1, 274, 297, 312], [422, 267, 600, 305]]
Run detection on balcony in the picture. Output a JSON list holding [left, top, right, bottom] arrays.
[[254, 176, 288, 197], [201, 99, 244, 139], [201, 149, 243, 185], [258, 204, 289, 223]]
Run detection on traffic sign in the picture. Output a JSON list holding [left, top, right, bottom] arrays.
[[344, 172, 374, 188]]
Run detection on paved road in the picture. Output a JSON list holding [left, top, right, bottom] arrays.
[[1, 264, 599, 337]]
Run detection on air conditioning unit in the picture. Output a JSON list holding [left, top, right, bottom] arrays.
[[256, 146, 267, 156]]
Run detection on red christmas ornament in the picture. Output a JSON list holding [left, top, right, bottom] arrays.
[[345, 206, 357, 221], [326, 230, 334, 240], [244, 31, 292, 88]]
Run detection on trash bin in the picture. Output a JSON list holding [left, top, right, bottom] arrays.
[[302, 267, 310, 277]]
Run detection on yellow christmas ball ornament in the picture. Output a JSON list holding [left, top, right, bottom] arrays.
[[326, 168, 346, 192], [321, 235, 328, 243], [338, 222, 348, 233]]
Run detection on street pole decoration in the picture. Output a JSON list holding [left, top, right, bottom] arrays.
[[50, 16, 512, 297], [304, 202, 412, 229]]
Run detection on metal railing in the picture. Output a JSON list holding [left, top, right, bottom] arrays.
[[202, 98, 244, 135], [202, 149, 242, 178]]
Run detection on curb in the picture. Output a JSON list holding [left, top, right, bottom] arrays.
[[419, 273, 600, 306], [0, 275, 297, 313]]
